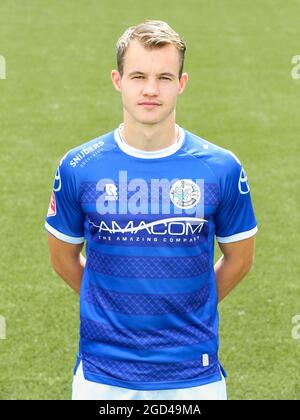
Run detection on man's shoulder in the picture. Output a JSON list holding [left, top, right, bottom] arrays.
[[183, 128, 237, 160], [183, 128, 242, 175], [58, 129, 116, 172]]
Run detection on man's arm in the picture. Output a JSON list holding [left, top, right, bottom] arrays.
[[47, 233, 86, 294], [215, 235, 256, 302]]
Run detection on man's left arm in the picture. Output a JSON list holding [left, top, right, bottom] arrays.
[[215, 235, 256, 302]]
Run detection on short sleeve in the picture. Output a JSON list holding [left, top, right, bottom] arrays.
[[45, 153, 85, 244], [215, 155, 258, 243]]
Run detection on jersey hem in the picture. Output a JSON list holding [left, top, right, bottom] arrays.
[[216, 226, 258, 243], [45, 222, 85, 244], [81, 367, 223, 390]]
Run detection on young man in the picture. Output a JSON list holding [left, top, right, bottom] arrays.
[[45, 20, 257, 400]]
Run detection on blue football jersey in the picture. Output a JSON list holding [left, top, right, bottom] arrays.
[[45, 124, 257, 390]]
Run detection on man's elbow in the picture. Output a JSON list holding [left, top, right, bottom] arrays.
[[242, 253, 255, 276], [49, 254, 65, 277]]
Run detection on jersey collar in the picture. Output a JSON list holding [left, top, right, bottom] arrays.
[[114, 123, 185, 159]]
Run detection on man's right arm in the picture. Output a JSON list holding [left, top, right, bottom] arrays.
[[47, 233, 86, 294]]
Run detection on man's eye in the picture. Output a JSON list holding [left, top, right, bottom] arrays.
[[133, 76, 144, 79], [160, 77, 171, 80]]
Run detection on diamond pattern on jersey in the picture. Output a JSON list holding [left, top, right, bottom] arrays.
[[84, 284, 209, 316], [81, 317, 215, 348], [79, 182, 97, 203], [203, 183, 220, 206], [87, 249, 209, 279], [79, 181, 220, 205], [79, 182, 162, 204], [82, 352, 219, 382]]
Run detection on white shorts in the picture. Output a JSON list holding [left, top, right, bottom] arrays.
[[72, 361, 227, 400]]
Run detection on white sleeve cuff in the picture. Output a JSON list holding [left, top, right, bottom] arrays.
[[45, 222, 85, 244], [216, 226, 258, 243]]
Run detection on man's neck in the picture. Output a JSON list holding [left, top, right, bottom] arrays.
[[119, 117, 179, 152]]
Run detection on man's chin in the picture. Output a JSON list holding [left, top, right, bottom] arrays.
[[134, 112, 168, 125], [133, 117, 163, 126], [124, 107, 173, 126]]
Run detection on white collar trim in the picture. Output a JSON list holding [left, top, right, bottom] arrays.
[[114, 123, 185, 159]]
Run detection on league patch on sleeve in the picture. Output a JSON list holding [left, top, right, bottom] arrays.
[[47, 191, 57, 217]]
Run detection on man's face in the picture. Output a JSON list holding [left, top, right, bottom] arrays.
[[112, 40, 188, 126]]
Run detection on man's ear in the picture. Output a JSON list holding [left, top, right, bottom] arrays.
[[111, 70, 122, 92], [178, 72, 189, 95]]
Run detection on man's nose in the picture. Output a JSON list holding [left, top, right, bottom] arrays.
[[142, 78, 159, 96]]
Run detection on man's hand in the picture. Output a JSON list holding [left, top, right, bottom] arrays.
[[215, 235, 256, 302], [47, 234, 86, 294]]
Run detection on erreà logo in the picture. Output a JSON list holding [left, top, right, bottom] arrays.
[[47, 192, 56, 217], [105, 183, 118, 201], [238, 168, 250, 194]]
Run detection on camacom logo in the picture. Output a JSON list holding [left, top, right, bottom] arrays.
[[0, 55, 6, 80], [291, 55, 300, 80], [0, 315, 6, 339], [291, 315, 300, 340]]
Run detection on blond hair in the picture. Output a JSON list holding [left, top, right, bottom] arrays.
[[116, 20, 186, 78]]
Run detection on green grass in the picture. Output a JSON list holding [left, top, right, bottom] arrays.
[[0, 0, 299, 400]]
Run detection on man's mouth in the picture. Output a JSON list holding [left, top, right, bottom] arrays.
[[138, 102, 162, 109]]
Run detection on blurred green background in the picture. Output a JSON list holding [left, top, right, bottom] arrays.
[[0, 0, 299, 399]]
